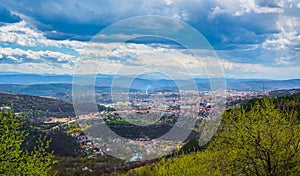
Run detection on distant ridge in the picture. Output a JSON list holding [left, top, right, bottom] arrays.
[[0, 92, 75, 118], [269, 88, 300, 97], [0, 73, 299, 93]]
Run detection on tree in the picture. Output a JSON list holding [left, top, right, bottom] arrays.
[[0, 111, 56, 175], [154, 98, 300, 176], [207, 98, 300, 175]]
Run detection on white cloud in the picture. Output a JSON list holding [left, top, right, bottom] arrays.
[[0, 21, 212, 76], [262, 15, 300, 50], [0, 20, 88, 51], [0, 21, 40, 46], [76, 43, 209, 78], [0, 63, 74, 74], [206, 0, 283, 17], [165, 0, 173, 6], [0, 0, 299, 79], [0, 47, 75, 63], [276, 56, 292, 65], [221, 59, 300, 79], [208, 6, 227, 20]]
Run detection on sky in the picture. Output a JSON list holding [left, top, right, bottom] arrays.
[[0, 0, 300, 79]]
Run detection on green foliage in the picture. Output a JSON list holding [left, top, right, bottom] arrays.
[[47, 130, 85, 157], [151, 98, 300, 176], [128, 165, 155, 176], [175, 138, 205, 155], [66, 121, 82, 134], [0, 112, 56, 175], [216, 98, 300, 175]]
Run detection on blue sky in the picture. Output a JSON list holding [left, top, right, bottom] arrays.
[[0, 0, 299, 79]]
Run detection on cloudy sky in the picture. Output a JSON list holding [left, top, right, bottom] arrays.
[[0, 0, 299, 79]]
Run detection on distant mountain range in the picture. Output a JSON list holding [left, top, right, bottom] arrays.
[[0, 73, 300, 100]]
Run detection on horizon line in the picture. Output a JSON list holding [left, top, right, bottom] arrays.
[[0, 72, 299, 81]]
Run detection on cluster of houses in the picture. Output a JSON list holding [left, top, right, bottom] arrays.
[[76, 135, 104, 157]]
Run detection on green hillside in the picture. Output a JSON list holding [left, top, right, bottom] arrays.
[[123, 94, 300, 176], [0, 93, 75, 118]]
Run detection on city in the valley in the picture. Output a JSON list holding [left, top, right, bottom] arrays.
[[44, 89, 267, 161]]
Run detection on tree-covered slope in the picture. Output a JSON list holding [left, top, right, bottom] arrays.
[[124, 94, 300, 176]]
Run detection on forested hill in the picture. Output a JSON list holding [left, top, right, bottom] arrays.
[[269, 88, 300, 97], [0, 93, 114, 118], [0, 93, 75, 118]]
